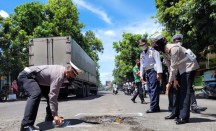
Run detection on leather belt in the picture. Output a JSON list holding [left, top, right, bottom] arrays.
[[145, 65, 154, 71]]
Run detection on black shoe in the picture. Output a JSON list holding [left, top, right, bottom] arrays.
[[165, 114, 178, 119], [192, 106, 207, 113], [45, 115, 53, 121], [131, 99, 137, 103], [176, 119, 188, 125], [146, 109, 154, 113], [141, 101, 147, 104], [20, 125, 43, 131]]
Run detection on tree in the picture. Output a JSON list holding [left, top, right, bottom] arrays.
[[112, 32, 148, 87], [154, 0, 216, 61], [0, 0, 103, 85]]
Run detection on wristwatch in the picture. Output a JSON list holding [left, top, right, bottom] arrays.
[[168, 82, 172, 85]]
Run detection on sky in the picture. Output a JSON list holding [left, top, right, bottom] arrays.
[[0, 0, 162, 85]]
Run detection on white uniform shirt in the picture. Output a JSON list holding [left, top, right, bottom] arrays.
[[140, 48, 163, 77], [113, 84, 118, 88], [125, 82, 131, 87]]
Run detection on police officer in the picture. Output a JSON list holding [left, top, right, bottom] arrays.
[[131, 59, 147, 104], [170, 34, 207, 113], [151, 33, 199, 124], [139, 38, 163, 113], [17, 61, 82, 131]]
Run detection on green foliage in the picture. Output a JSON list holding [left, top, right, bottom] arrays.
[[154, 0, 216, 61], [112, 32, 148, 87], [0, 0, 103, 85]]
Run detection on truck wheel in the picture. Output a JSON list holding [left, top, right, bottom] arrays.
[[94, 89, 98, 95], [81, 84, 86, 98], [58, 93, 68, 99], [62, 93, 68, 99], [86, 85, 89, 97]]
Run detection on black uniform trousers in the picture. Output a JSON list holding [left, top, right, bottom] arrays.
[[170, 70, 197, 120], [131, 82, 144, 101], [170, 70, 198, 117], [17, 71, 52, 126], [145, 68, 160, 111]]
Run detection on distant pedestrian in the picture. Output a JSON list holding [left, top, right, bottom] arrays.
[[11, 80, 18, 95], [131, 59, 147, 104]]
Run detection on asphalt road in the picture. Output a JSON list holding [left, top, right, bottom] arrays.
[[0, 91, 216, 131]]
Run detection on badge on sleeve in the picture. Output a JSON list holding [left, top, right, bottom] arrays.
[[149, 49, 153, 58], [141, 51, 144, 59]]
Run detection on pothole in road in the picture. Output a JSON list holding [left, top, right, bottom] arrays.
[[79, 115, 153, 131]]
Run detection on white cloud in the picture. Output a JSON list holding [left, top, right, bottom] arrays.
[[100, 72, 112, 78], [90, 18, 163, 85], [104, 30, 116, 37], [73, 0, 112, 24], [0, 10, 9, 18]]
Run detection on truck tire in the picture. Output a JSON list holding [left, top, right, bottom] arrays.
[[58, 93, 68, 99], [94, 89, 98, 95], [86, 85, 89, 97], [81, 84, 86, 98]]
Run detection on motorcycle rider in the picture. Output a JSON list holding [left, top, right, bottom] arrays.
[[113, 82, 118, 95], [126, 80, 131, 95]]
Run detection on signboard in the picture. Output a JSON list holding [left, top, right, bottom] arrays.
[[105, 81, 111, 86]]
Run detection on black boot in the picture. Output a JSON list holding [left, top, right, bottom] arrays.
[[20, 125, 43, 131], [165, 113, 178, 119], [191, 106, 207, 113], [176, 119, 188, 125], [131, 99, 137, 103], [141, 100, 147, 104]]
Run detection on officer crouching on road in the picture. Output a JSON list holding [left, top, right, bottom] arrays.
[[139, 38, 163, 113], [151, 33, 199, 124], [17, 61, 83, 131]]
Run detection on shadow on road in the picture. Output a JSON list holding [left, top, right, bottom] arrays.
[[201, 113, 216, 118], [159, 109, 170, 113], [188, 118, 215, 123], [37, 119, 100, 130]]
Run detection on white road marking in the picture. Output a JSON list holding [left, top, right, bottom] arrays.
[[75, 113, 143, 117], [66, 124, 93, 128]]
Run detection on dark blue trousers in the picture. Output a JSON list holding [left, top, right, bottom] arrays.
[[179, 70, 197, 120], [145, 68, 160, 111]]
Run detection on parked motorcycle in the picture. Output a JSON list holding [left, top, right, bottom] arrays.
[[20, 89, 28, 99], [202, 70, 216, 99], [0, 89, 7, 101], [141, 83, 147, 98], [202, 84, 216, 98]]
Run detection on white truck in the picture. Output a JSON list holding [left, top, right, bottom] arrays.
[[28, 36, 98, 98]]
